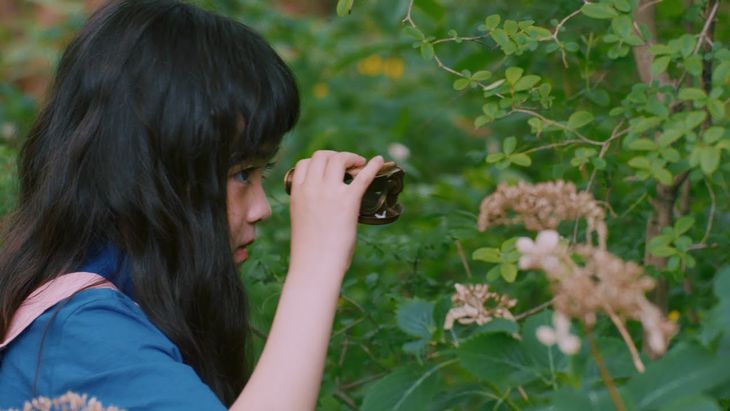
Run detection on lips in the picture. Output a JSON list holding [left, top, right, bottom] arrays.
[[233, 239, 254, 265], [234, 247, 249, 264]]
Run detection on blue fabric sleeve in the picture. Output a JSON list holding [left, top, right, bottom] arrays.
[[38, 289, 227, 411]]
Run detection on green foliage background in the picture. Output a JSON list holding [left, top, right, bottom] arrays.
[[1, 0, 730, 409]]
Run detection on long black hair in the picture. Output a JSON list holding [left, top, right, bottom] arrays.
[[0, 0, 299, 404]]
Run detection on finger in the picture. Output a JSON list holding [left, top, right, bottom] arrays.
[[324, 152, 366, 184], [305, 150, 337, 181], [349, 155, 384, 194], [291, 158, 310, 188]]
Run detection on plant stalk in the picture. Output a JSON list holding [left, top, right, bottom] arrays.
[[586, 325, 627, 411]]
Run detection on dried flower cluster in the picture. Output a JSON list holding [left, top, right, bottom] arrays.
[[474, 180, 677, 370], [7, 392, 123, 411], [518, 230, 677, 360], [443, 283, 517, 330], [477, 180, 607, 249]]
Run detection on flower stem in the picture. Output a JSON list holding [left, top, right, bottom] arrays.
[[585, 325, 627, 411]]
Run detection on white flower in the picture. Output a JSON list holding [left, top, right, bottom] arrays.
[[536, 311, 581, 355], [387, 143, 410, 161], [516, 230, 562, 271]]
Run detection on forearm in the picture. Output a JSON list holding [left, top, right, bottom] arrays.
[[230, 261, 343, 411]]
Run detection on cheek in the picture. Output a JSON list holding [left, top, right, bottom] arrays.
[[226, 182, 246, 235]]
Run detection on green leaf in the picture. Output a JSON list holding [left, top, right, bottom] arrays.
[[336, 0, 354, 16], [484, 14, 501, 31], [658, 129, 684, 146], [662, 396, 722, 411], [626, 343, 730, 409], [526, 26, 552, 40], [510, 153, 532, 167], [502, 136, 517, 155], [474, 115, 491, 128], [678, 87, 707, 101], [567, 111, 594, 129], [514, 74, 541, 91], [402, 26, 425, 41], [707, 98, 726, 120], [651, 56, 671, 76], [505, 67, 524, 85], [490, 29, 516, 55], [473, 318, 519, 336], [628, 138, 658, 151], [486, 152, 505, 163], [674, 216, 694, 236], [712, 61, 730, 85], [714, 266, 730, 301], [653, 167, 673, 185], [396, 299, 435, 339], [420, 42, 434, 60], [500, 263, 518, 282], [457, 333, 537, 386], [361, 365, 442, 411], [703, 127, 725, 144], [452, 78, 470, 91], [471, 70, 492, 81], [592, 157, 607, 169], [684, 55, 703, 76], [611, 15, 633, 37], [487, 265, 502, 281], [630, 116, 663, 134], [651, 244, 677, 257], [473, 247, 502, 263], [503, 20, 519, 35], [699, 146, 721, 175], [581, 2, 619, 19], [660, 147, 681, 162], [650, 44, 674, 56], [611, 0, 631, 12], [628, 156, 651, 169]]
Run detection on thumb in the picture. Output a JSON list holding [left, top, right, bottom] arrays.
[[350, 156, 384, 195]]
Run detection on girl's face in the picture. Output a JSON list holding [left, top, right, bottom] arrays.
[[226, 160, 272, 266]]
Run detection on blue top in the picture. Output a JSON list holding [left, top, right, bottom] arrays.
[[0, 246, 227, 410]]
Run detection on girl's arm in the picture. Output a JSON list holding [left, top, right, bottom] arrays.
[[231, 151, 384, 411]]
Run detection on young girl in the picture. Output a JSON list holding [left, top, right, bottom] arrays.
[[0, 0, 384, 409]]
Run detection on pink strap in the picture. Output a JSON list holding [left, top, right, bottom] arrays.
[[0, 272, 118, 349]]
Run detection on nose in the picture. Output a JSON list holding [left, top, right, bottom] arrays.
[[247, 182, 272, 223]]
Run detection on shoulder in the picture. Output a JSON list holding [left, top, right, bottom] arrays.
[[49, 288, 183, 360], [0, 289, 226, 410]]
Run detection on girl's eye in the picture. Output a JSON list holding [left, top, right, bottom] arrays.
[[234, 169, 251, 184]]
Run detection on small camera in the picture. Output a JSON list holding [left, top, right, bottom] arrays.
[[284, 161, 404, 225]]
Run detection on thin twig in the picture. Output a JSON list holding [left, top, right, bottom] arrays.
[[586, 121, 625, 192], [604, 305, 646, 373], [454, 239, 473, 278], [512, 108, 604, 146], [333, 389, 358, 410], [638, 0, 664, 13], [693, 0, 719, 54], [700, 177, 716, 245], [515, 299, 555, 321], [433, 35, 488, 45], [522, 139, 586, 154], [586, 325, 628, 411], [551, 8, 583, 68], [402, 0, 416, 27], [433, 54, 464, 77], [340, 372, 389, 391]]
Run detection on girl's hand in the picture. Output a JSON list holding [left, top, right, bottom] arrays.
[[288, 151, 384, 277]]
